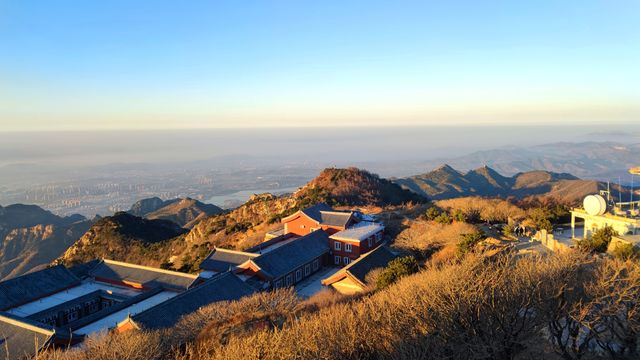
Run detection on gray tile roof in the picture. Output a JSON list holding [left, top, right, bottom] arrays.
[[68, 259, 101, 278], [199, 248, 259, 272], [88, 260, 198, 291], [130, 272, 254, 330], [252, 230, 330, 280], [300, 203, 334, 222], [344, 246, 397, 286], [0, 265, 80, 311], [289, 203, 354, 228], [319, 211, 354, 228], [0, 312, 74, 360]]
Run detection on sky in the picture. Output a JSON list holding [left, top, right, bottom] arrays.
[[1, 0, 639, 131]]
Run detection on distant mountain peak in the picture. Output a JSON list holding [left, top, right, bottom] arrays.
[[394, 164, 601, 204], [296, 167, 427, 207], [434, 164, 460, 173], [128, 197, 223, 228]]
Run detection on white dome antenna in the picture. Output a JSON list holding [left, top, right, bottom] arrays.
[[584, 194, 607, 216]]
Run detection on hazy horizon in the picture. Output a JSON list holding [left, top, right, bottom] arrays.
[[2, 124, 639, 169]]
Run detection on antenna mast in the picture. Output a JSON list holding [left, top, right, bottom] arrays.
[[618, 177, 622, 207]]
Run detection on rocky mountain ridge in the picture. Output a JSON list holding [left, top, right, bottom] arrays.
[[393, 164, 627, 204], [0, 204, 91, 280]]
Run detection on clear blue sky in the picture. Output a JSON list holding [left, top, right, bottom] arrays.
[[1, 0, 639, 131]]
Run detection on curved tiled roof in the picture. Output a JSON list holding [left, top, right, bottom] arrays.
[[318, 211, 354, 228], [283, 203, 354, 228], [0, 265, 80, 311], [251, 230, 330, 279], [129, 272, 253, 330], [199, 248, 259, 272], [88, 259, 198, 290]]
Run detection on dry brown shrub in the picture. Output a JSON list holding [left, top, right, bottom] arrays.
[[393, 219, 477, 259], [436, 197, 526, 223], [363, 267, 383, 291], [544, 257, 640, 359], [429, 243, 457, 266], [186, 253, 585, 360], [41, 331, 164, 360], [301, 287, 353, 311], [43, 252, 640, 360], [174, 288, 300, 344]]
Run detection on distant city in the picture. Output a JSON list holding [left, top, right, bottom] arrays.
[[0, 166, 317, 216], [1, 126, 639, 217]]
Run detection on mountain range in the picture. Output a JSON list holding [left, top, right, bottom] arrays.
[[393, 164, 629, 204], [414, 142, 640, 182], [0, 204, 92, 280], [3, 164, 632, 279]]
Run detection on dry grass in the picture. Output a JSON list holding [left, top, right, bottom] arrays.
[[41, 252, 640, 360], [41, 331, 164, 360], [393, 219, 477, 259], [436, 197, 526, 223]]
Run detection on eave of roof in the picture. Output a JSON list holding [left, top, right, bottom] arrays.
[[199, 248, 260, 271], [281, 210, 320, 225], [0, 312, 55, 337], [101, 259, 199, 280]]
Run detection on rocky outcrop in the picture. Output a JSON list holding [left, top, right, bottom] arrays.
[[57, 212, 187, 267], [144, 198, 223, 228]]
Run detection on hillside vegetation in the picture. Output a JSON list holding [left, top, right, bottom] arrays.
[[57, 212, 186, 267], [296, 167, 427, 207], [42, 253, 640, 360]]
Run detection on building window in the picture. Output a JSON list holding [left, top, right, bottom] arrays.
[[343, 257, 350, 265], [334, 241, 341, 251], [304, 264, 311, 276], [368, 237, 373, 247], [286, 274, 293, 286], [376, 232, 382, 242], [275, 280, 283, 288], [313, 259, 319, 271], [295, 269, 302, 282], [345, 243, 352, 252], [334, 255, 341, 265]]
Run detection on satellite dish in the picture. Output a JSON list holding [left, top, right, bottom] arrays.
[[583, 195, 607, 216]]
